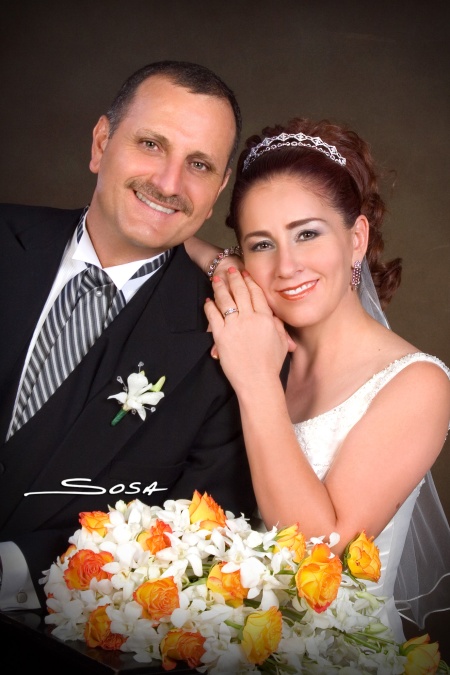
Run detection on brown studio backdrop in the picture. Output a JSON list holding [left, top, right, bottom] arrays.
[[0, 1, 449, 518]]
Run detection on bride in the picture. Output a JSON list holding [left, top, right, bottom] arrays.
[[186, 117, 450, 643]]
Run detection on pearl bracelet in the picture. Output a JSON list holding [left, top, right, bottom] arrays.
[[207, 246, 242, 281]]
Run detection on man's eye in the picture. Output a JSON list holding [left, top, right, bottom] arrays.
[[143, 140, 158, 150], [192, 161, 209, 171]]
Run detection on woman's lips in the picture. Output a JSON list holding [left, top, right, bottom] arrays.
[[278, 279, 317, 300]]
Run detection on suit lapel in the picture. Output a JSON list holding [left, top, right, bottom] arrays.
[[1, 245, 213, 531], [0, 209, 82, 430]]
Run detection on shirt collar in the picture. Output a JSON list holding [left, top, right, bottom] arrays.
[[72, 208, 169, 291]]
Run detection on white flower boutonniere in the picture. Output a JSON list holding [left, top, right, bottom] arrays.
[[108, 362, 165, 426]]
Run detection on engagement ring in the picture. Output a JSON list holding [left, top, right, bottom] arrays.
[[223, 307, 239, 317]]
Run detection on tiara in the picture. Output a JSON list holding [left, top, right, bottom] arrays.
[[242, 132, 347, 172]]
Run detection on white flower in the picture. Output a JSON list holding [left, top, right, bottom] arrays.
[[41, 494, 448, 675], [109, 364, 165, 425]]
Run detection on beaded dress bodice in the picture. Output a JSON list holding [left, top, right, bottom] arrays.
[[292, 352, 450, 641]]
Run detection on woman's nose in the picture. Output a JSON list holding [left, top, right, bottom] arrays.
[[276, 246, 303, 278]]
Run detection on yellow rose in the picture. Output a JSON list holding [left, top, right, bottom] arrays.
[[295, 542, 342, 613], [274, 524, 306, 563], [241, 607, 282, 664], [63, 549, 114, 590], [402, 634, 441, 675], [345, 530, 381, 582], [79, 510, 111, 537], [60, 543, 77, 563], [137, 519, 173, 554], [206, 562, 249, 607], [160, 628, 206, 671], [84, 605, 127, 650], [133, 577, 179, 623], [188, 490, 226, 531]]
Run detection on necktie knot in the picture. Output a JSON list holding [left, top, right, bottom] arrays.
[[79, 265, 112, 295]]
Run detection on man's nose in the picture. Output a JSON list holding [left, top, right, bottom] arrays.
[[150, 157, 184, 197]]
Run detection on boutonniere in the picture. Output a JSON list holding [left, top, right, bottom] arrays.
[[108, 362, 166, 426]]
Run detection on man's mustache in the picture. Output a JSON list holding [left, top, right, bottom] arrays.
[[129, 179, 193, 216]]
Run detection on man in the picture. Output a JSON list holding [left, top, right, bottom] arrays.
[[0, 61, 255, 613]]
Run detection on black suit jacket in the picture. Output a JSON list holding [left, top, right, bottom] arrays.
[[0, 204, 256, 604]]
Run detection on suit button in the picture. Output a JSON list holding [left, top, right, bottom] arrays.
[[0, 463, 5, 475]]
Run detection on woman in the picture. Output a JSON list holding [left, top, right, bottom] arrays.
[[186, 118, 450, 642]]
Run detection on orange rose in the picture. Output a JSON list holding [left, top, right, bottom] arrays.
[[84, 605, 127, 650], [241, 607, 283, 664], [401, 634, 441, 675], [160, 628, 206, 671], [188, 490, 226, 531], [345, 531, 381, 582], [137, 519, 173, 554], [133, 577, 179, 623], [206, 562, 249, 607], [295, 542, 342, 613], [63, 549, 114, 590], [274, 524, 306, 563], [79, 510, 111, 537]]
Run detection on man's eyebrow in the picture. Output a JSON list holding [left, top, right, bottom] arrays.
[[136, 129, 169, 146]]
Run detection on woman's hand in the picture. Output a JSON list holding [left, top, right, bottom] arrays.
[[204, 268, 295, 391]]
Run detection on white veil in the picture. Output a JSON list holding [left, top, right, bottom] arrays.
[[359, 258, 450, 629]]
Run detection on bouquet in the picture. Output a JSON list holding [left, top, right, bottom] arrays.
[[42, 491, 448, 674]]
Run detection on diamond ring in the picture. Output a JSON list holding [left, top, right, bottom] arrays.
[[223, 307, 239, 317]]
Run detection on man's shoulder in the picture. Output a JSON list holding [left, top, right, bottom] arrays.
[[0, 203, 83, 227]]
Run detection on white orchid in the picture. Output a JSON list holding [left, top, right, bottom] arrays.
[[41, 495, 447, 675], [108, 363, 165, 425]]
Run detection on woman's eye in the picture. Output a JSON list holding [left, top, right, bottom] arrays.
[[298, 230, 317, 241], [250, 240, 273, 252]]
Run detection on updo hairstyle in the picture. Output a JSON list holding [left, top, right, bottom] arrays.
[[226, 118, 402, 308]]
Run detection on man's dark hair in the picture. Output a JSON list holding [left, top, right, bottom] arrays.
[[106, 60, 242, 168]]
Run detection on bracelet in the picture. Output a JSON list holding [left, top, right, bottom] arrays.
[[207, 246, 242, 281]]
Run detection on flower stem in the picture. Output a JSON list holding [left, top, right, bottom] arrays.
[[111, 408, 128, 426]]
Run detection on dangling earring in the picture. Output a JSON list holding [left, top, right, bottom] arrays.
[[351, 260, 362, 289]]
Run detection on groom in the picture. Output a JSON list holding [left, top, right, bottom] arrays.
[[0, 61, 255, 611]]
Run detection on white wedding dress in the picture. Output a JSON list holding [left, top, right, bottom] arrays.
[[292, 352, 450, 642]]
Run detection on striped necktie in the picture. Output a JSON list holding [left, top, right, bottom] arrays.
[[8, 249, 171, 438]]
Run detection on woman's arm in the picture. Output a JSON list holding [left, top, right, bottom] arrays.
[[205, 268, 450, 553], [184, 236, 244, 280]]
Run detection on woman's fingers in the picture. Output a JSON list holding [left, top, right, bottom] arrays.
[[212, 267, 273, 318], [273, 316, 297, 353], [211, 267, 252, 316], [210, 343, 220, 360], [241, 271, 273, 315], [204, 296, 225, 331]]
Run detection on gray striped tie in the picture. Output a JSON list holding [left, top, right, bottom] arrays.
[[8, 250, 171, 438]]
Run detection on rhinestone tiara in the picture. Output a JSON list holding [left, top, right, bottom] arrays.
[[242, 132, 347, 172]]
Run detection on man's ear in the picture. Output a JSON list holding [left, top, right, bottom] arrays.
[[89, 115, 110, 175], [352, 215, 369, 261], [205, 168, 232, 221]]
